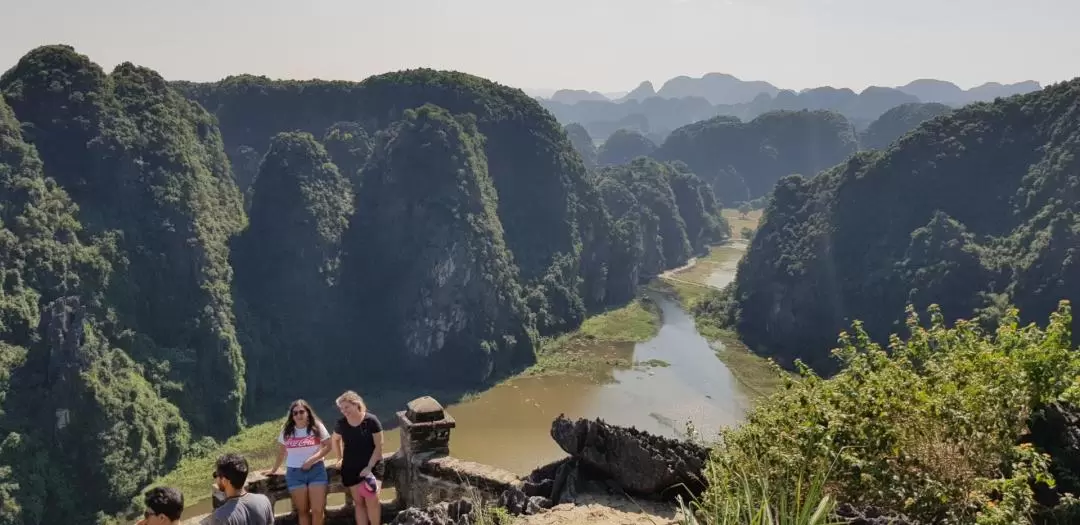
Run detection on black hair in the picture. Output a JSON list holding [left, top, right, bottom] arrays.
[[144, 486, 184, 520], [283, 399, 324, 438], [214, 453, 250, 490]]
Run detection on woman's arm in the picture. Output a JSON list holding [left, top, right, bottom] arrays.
[[266, 443, 286, 475], [361, 431, 383, 476], [332, 432, 344, 463], [303, 424, 333, 468]]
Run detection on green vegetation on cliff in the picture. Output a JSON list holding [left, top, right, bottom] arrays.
[[859, 102, 953, 150], [1, 46, 248, 435], [564, 123, 597, 169], [0, 92, 188, 524], [232, 132, 354, 401], [592, 158, 727, 306], [597, 128, 657, 167], [655, 110, 858, 205], [341, 105, 536, 384], [175, 70, 607, 334], [721, 79, 1080, 373], [597, 158, 692, 274], [321, 121, 372, 185]]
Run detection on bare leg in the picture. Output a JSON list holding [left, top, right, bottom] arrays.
[[308, 483, 327, 525], [350, 484, 369, 525], [291, 486, 311, 525], [364, 482, 382, 525]]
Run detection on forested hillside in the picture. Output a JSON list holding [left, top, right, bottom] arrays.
[[654, 110, 858, 204], [563, 123, 597, 169], [0, 47, 203, 525], [713, 78, 1080, 373], [859, 102, 953, 150], [0, 45, 728, 524], [597, 129, 657, 167]]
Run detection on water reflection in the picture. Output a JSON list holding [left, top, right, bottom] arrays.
[[444, 291, 750, 476]]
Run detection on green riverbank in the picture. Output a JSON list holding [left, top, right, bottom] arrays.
[[524, 296, 662, 381], [653, 245, 788, 401]]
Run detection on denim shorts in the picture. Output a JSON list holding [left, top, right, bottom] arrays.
[[285, 461, 328, 491]]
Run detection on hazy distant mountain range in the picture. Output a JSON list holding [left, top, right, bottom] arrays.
[[531, 73, 1041, 106], [531, 73, 1043, 143]]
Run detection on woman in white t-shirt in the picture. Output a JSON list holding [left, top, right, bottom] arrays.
[[265, 399, 331, 525]]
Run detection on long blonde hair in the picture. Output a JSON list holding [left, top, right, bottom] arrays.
[[336, 390, 367, 413]]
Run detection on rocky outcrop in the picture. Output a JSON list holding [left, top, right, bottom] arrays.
[[390, 500, 474, 525], [497, 487, 554, 516], [1028, 402, 1080, 505], [389, 493, 552, 525], [550, 415, 709, 499], [834, 504, 920, 525]]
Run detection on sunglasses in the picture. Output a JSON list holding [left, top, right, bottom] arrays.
[[292, 409, 307, 416]]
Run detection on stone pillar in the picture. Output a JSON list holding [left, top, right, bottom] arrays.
[[398, 396, 456, 461], [396, 396, 456, 507]]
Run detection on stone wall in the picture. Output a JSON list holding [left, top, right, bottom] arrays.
[[189, 396, 525, 525]]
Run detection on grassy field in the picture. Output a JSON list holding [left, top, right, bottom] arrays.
[[722, 208, 763, 238], [147, 419, 285, 511], [524, 297, 662, 381]]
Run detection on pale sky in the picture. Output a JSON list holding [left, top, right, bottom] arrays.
[[3, 0, 1077, 93]]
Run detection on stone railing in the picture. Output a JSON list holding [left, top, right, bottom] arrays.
[[197, 396, 520, 525]]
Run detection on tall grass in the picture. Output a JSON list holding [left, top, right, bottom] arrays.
[[677, 459, 843, 525]]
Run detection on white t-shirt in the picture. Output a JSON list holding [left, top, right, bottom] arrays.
[[278, 422, 330, 469]]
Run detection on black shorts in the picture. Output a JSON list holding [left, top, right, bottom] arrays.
[[341, 460, 384, 487]]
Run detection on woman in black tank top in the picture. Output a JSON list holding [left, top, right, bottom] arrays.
[[332, 390, 384, 525]]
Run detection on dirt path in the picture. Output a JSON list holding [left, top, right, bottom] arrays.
[[658, 256, 719, 292], [517, 493, 681, 525], [658, 257, 697, 279]]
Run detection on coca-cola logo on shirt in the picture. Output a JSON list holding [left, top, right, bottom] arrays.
[[284, 435, 320, 448]]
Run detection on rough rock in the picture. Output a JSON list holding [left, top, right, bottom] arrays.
[[494, 487, 556, 518], [42, 296, 93, 373], [526, 496, 554, 515], [1028, 401, 1080, 503], [523, 478, 554, 499], [552, 458, 580, 504], [834, 504, 919, 525], [525, 457, 567, 482], [390, 499, 474, 525], [550, 415, 709, 499], [498, 487, 528, 515]]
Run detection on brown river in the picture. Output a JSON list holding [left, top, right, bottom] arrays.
[[178, 243, 754, 520]]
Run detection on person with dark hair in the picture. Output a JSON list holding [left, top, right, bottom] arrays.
[[204, 453, 274, 525], [136, 486, 184, 525], [265, 399, 331, 525]]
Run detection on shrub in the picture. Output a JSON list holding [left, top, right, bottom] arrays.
[[695, 301, 1079, 524]]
